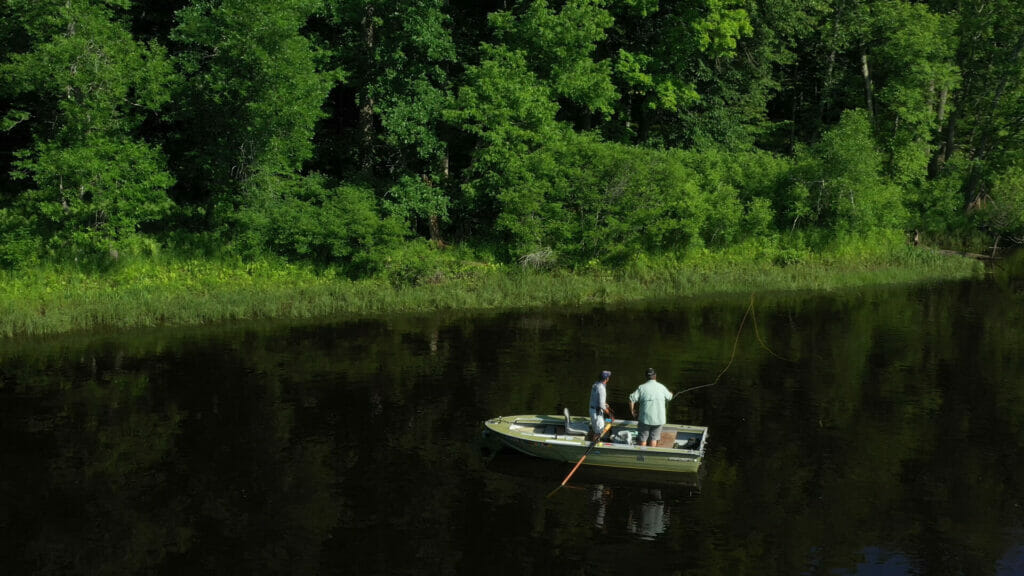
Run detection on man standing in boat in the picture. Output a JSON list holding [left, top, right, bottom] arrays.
[[589, 370, 612, 441], [629, 368, 674, 447]]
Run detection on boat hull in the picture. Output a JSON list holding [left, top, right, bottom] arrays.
[[482, 414, 707, 473]]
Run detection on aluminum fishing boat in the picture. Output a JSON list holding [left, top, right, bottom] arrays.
[[482, 409, 708, 473]]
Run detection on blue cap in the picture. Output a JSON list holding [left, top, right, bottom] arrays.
[[600, 370, 612, 380]]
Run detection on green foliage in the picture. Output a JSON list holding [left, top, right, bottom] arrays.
[[447, 44, 562, 148], [384, 175, 450, 226], [940, 0, 1024, 188], [0, 208, 42, 268], [975, 165, 1024, 249], [16, 136, 175, 253], [366, 0, 456, 171], [787, 110, 907, 239], [377, 240, 500, 286], [234, 176, 406, 275], [906, 155, 970, 240], [446, 43, 564, 242], [604, 0, 754, 146], [744, 197, 776, 238], [0, 0, 1019, 281], [693, 0, 755, 58], [869, 0, 959, 187], [490, 0, 617, 115], [170, 0, 339, 203], [447, 125, 787, 265], [0, 0, 176, 260]]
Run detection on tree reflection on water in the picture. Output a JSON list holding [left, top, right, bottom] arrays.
[[2, 268, 1024, 574]]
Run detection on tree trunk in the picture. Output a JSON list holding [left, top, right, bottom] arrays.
[[819, 4, 842, 128], [428, 215, 444, 248], [429, 155, 448, 249], [634, 95, 650, 143], [861, 51, 874, 123], [928, 86, 951, 177], [819, 49, 836, 128], [789, 70, 798, 152], [935, 84, 948, 125], [359, 5, 377, 175], [929, 106, 958, 178]]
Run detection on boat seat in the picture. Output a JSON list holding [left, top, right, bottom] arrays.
[[563, 408, 589, 436]]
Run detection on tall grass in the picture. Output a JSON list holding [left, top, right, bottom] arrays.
[[0, 244, 983, 338]]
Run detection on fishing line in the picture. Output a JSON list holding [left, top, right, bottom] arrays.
[[749, 295, 792, 363], [672, 293, 790, 399]]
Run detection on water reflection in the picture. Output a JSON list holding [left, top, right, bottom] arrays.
[[483, 450, 694, 542], [845, 547, 913, 576], [590, 484, 672, 541], [997, 543, 1024, 576], [590, 484, 609, 529], [0, 338, 343, 575], [2, 274, 1024, 575], [624, 488, 669, 541]]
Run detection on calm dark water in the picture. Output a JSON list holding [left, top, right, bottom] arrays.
[[2, 263, 1024, 575]]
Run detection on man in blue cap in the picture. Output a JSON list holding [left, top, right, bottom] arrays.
[[589, 370, 612, 440]]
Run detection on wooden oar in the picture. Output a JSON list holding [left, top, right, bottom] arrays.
[[547, 414, 613, 498]]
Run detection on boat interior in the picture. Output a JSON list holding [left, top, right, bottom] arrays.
[[526, 408, 704, 450]]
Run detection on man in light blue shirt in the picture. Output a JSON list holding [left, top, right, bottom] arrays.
[[589, 370, 612, 440], [629, 368, 674, 447]]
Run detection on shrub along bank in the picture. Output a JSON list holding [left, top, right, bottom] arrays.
[[0, 238, 983, 338]]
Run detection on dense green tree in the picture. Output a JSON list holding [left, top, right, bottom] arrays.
[[169, 0, 339, 219], [237, 174, 406, 274], [868, 1, 959, 187], [319, 0, 458, 245], [0, 0, 1022, 270], [0, 0, 176, 264], [931, 0, 1024, 205], [445, 43, 566, 255], [785, 109, 906, 238], [167, 0, 404, 268], [973, 164, 1024, 256], [490, 0, 618, 123], [603, 0, 754, 146]]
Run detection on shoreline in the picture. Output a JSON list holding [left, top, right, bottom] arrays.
[[0, 248, 985, 338]]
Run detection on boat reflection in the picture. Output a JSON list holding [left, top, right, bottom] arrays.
[[625, 487, 668, 540], [484, 450, 702, 541]]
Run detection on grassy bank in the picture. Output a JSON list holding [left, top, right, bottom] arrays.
[[0, 244, 984, 338]]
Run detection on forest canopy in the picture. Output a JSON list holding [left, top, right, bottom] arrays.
[[1, 0, 1022, 277]]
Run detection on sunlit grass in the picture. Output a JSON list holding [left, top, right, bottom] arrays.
[[0, 245, 984, 338]]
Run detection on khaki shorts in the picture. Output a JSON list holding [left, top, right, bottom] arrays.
[[637, 423, 663, 443]]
